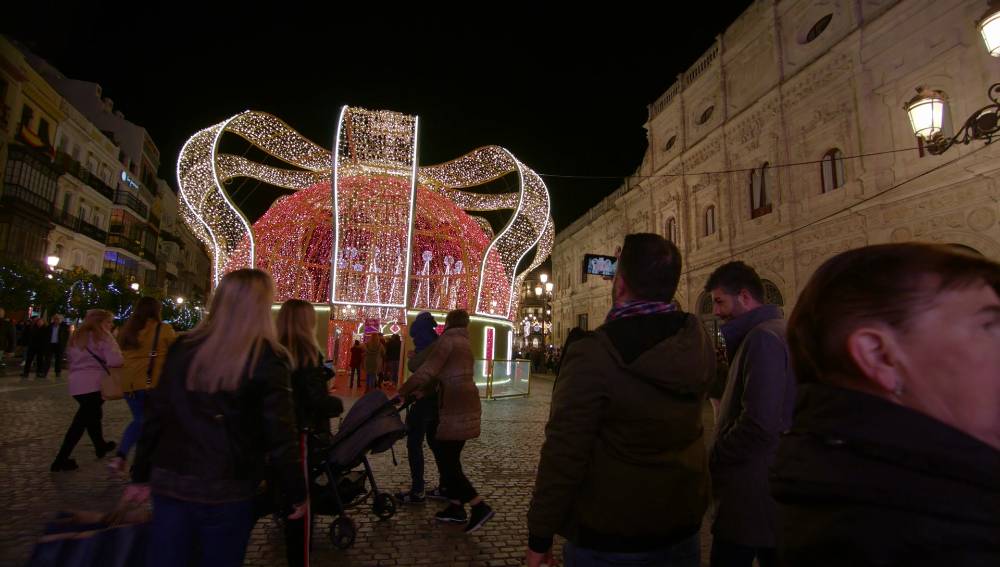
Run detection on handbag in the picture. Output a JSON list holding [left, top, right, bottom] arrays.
[[87, 346, 123, 401], [144, 323, 162, 388]]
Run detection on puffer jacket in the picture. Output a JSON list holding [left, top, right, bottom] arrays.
[[132, 335, 304, 507], [528, 312, 715, 553], [399, 327, 480, 441], [66, 334, 123, 396], [119, 321, 178, 392]]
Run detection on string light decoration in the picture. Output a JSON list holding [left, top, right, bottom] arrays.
[[177, 107, 555, 325]]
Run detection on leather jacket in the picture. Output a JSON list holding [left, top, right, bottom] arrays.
[[132, 335, 305, 506]]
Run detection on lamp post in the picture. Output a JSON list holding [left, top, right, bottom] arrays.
[[130, 282, 140, 292], [904, 3, 1000, 153]]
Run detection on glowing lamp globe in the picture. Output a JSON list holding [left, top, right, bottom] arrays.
[[980, 6, 1000, 57], [905, 88, 946, 139]]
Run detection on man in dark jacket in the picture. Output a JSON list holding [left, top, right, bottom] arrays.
[[773, 243, 1000, 566], [21, 316, 48, 378], [0, 308, 15, 369], [39, 314, 70, 378], [527, 233, 715, 567], [704, 261, 795, 567]]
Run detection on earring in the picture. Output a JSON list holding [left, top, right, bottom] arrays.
[[893, 379, 905, 397]]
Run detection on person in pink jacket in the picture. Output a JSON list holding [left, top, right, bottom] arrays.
[[50, 309, 124, 472]]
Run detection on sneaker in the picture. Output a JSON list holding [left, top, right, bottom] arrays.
[[434, 503, 467, 524], [50, 458, 79, 472], [395, 490, 425, 504], [96, 441, 117, 459], [107, 456, 127, 476], [426, 486, 448, 501], [464, 502, 495, 533]]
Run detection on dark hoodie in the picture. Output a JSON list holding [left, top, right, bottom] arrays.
[[528, 311, 716, 553]]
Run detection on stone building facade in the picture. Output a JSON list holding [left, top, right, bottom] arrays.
[[551, 0, 1000, 346]]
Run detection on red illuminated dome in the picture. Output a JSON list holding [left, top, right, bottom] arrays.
[[225, 179, 504, 311]]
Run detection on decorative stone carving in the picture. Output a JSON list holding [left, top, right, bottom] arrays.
[[968, 208, 997, 232], [890, 227, 912, 242], [782, 52, 853, 108]]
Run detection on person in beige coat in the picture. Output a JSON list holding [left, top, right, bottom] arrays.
[[399, 309, 495, 533], [109, 297, 177, 474]]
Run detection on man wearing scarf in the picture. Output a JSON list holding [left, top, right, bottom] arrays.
[[527, 233, 716, 567]]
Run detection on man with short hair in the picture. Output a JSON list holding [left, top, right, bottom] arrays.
[[40, 314, 70, 378], [704, 261, 796, 567], [527, 233, 716, 567]]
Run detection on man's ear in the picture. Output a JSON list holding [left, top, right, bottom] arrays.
[[845, 325, 904, 394]]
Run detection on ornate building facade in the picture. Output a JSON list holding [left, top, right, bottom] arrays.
[[551, 0, 1000, 346]]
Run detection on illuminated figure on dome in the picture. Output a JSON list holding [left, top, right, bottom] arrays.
[[176, 107, 553, 369]]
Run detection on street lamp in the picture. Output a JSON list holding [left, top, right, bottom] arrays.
[[904, 9, 1000, 154], [980, 1, 1000, 57], [545, 282, 554, 293], [539, 273, 548, 284], [534, 285, 543, 297], [176, 296, 185, 305], [46, 255, 60, 269], [130, 282, 140, 292]]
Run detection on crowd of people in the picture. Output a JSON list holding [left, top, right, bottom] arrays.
[[3, 233, 998, 565], [527, 235, 1000, 567]]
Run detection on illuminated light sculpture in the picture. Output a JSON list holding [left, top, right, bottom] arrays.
[[177, 107, 554, 332]]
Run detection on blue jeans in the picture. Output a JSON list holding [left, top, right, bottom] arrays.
[[564, 533, 700, 567], [149, 494, 254, 567], [405, 396, 439, 494], [118, 390, 146, 458]]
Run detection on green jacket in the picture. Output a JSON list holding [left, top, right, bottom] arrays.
[[528, 311, 715, 553]]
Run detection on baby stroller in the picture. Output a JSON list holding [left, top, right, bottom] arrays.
[[308, 389, 408, 549]]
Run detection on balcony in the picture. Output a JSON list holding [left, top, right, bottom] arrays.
[[106, 233, 144, 257], [53, 152, 115, 202], [54, 209, 108, 244], [1, 183, 53, 215], [113, 190, 149, 218]]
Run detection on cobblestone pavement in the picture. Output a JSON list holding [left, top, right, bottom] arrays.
[[0, 361, 716, 566]]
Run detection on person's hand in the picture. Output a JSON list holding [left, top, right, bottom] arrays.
[[526, 548, 555, 566], [287, 501, 307, 520], [120, 484, 151, 506]]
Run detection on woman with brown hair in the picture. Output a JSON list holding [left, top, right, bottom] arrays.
[[50, 309, 123, 472], [275, 298, 343, 567], [399, 309, 494, 533], [124, 269, 305, 567], [108, 297, 177, 475]]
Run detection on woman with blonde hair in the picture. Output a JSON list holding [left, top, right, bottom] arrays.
[[108, 297, 177, 475], [50, 309, 123, 472], [124, 269, 305, 567], [275, 299, 343, 567]]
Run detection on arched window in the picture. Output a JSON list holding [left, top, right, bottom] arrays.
[[750, 162, 773, 218], [704, 206, 716, 236], [821, 149, 846, 193], [665, 216, 677, 243], [762, 280, 785, 306]]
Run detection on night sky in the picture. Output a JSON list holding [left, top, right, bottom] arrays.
[[10, 2, 753, 232]]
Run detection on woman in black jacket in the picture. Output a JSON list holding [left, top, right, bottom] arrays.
[[275, 298, 344, 567], [123, 269, 305, 567]]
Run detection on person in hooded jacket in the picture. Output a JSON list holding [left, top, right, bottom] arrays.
[[399, 309, 495, 533], [526, 233, 715, 567], [395, 311, 448, 503]]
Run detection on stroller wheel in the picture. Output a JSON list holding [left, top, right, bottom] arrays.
[[329, 516, 356, 549], [372, 492, 396, 520]]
